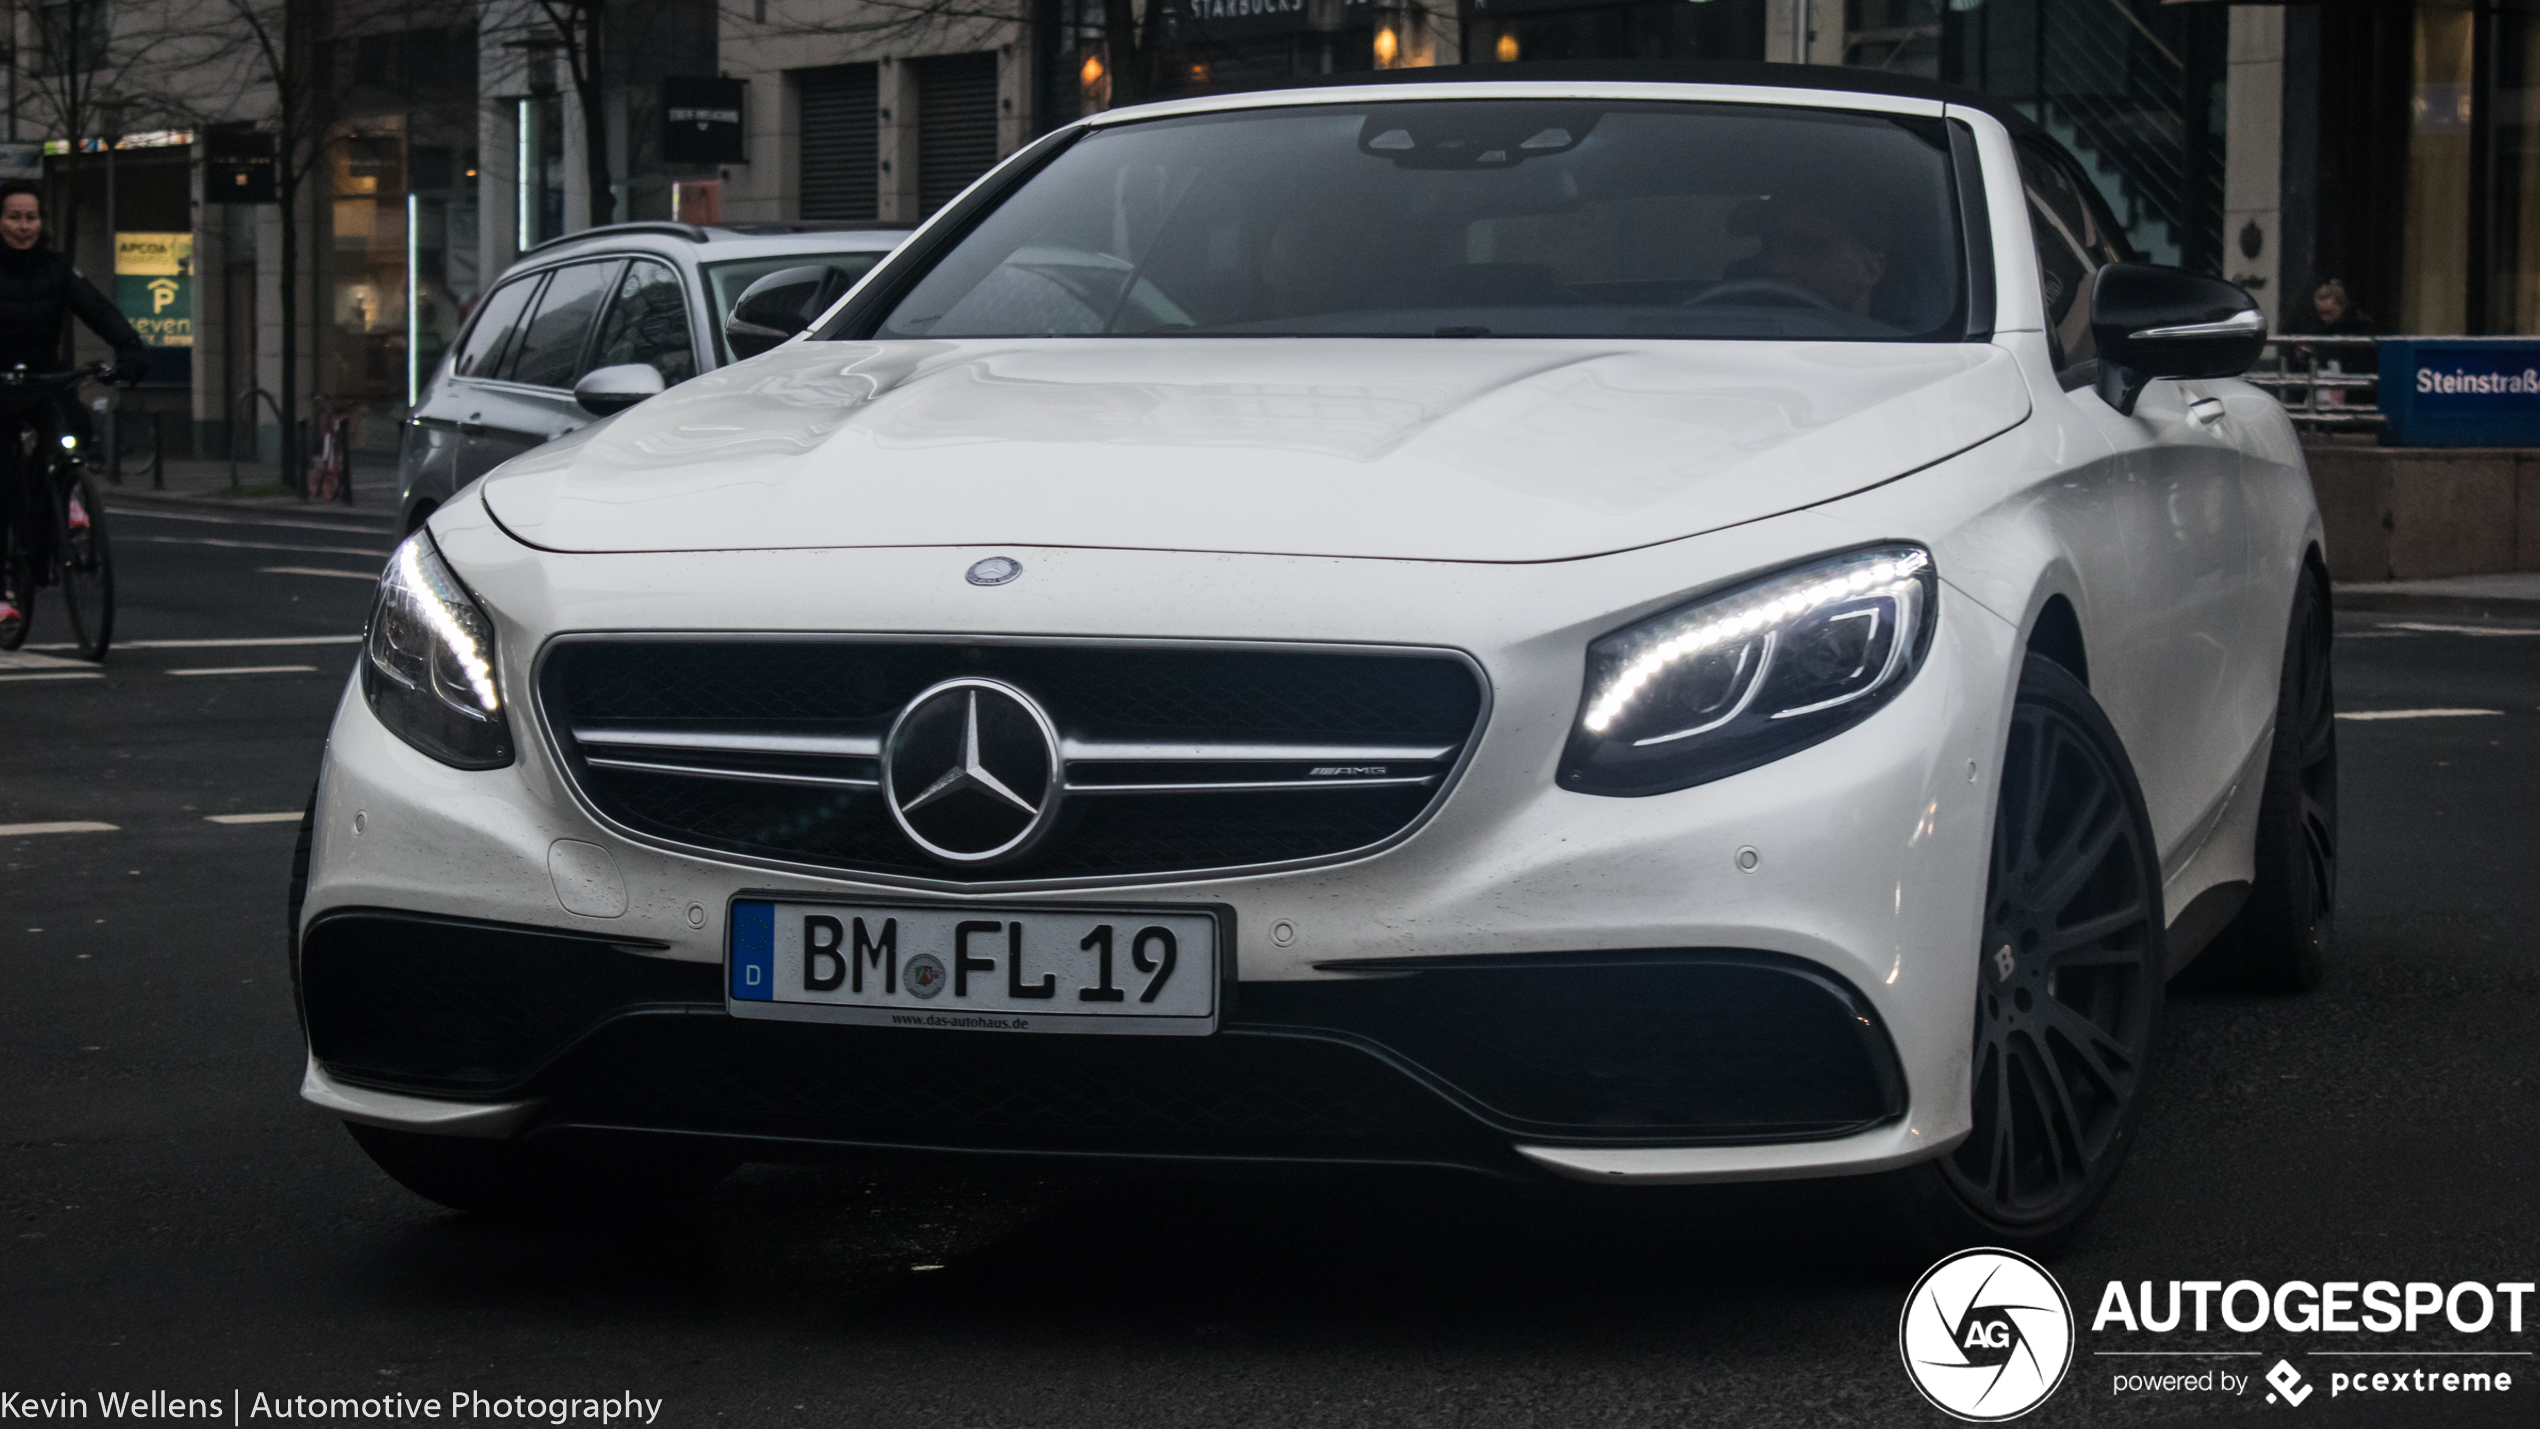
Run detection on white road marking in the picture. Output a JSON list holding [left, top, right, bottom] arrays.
[[259, 566, 379, 581], [30, 634, 360, 650], [2336, 708, 2505, 722], [205, 812, 303, 825], [0, 649, 90, 671], [0, 671, 103, 683], [104, 506, 396, 537], [131, 535, 389, 558], [0, 821, 118, 836], [2378, 622, 2540, 637], [168, 664, 320, 677]]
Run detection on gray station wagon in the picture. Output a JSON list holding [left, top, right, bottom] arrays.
[[397, 222, 906, 533]]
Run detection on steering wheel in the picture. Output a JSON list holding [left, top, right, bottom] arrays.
[[1682, 278, 1844, 311]]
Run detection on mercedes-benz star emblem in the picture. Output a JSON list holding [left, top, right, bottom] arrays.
[[881, 678, 1062, 866], [966, 556, 1023, 586]]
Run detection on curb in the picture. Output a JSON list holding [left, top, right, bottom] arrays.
[[2336, 587, 2540, 617]]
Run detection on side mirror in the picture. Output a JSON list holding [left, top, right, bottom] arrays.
[[2090, 263, 2267, 416], [572, 362, 666, 417], [725, 264, 857, 360]]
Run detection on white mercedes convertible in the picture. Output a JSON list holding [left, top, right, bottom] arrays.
[[294, 62, 2333, 1253]]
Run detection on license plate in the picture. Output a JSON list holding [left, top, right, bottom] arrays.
[[725, 896, 1224, 1036]]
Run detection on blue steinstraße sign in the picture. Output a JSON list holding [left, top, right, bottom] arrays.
[[2377, 338, 2540, 446]]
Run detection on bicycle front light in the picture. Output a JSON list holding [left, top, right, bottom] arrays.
[[361, 531, 513, 769], [1560, 545, 1936, 797]]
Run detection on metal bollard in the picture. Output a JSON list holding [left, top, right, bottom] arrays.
[[151, 412, 166, 490]]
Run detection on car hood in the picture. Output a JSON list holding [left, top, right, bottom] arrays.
[[481, 338, 2028, 563]]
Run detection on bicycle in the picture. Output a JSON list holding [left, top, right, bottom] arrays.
[[0, 361, 117, 659]]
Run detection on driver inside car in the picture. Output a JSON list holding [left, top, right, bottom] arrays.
[[1723, 195, 1889, 317]]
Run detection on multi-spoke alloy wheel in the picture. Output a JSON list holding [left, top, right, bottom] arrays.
[[1891, 654, 2164, 1255], [2195, 565, 2337, 991]]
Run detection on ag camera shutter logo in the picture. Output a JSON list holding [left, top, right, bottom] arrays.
[[1900, 1248, 2076, 1420]]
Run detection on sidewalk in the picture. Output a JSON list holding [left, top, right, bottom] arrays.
[[93, 455, 400, 522], [2337, 572, 2540, 614]]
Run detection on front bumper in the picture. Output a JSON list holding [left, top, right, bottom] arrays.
[[300, 908, 1910, 1179], [301, 501, 2017, 1182]]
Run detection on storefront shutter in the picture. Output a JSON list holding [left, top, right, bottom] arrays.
[[916, 52, 1000, 217], [798, 63, 878, 221]]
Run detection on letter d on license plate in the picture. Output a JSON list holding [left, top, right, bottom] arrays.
[[726, 896, 1223, 1036]]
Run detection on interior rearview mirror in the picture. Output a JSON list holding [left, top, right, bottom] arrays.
[[572, 362, 667, 417], [726, 265, 858, 360], [2090, 262, 2267, 416]]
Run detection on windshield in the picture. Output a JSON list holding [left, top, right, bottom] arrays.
[[864, 100, 1968, 342]]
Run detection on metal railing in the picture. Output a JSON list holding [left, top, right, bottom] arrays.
[[2245, 335, 2381, 433]]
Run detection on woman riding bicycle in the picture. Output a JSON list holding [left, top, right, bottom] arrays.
[[0, 177, 149, 643]]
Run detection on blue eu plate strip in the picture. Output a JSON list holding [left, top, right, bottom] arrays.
[[729, 900, 773, 1001]]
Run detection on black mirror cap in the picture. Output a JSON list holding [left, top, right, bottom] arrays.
[[2090, 263, 2266, 414], [725, 264, 859, 360]]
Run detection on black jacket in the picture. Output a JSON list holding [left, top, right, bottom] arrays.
[[0, 243, 148, 374]]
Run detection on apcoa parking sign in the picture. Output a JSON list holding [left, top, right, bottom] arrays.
[[113, 231, 192, 348]]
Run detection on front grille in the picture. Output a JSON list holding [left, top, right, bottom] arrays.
[[538, 639, 1487, 884]]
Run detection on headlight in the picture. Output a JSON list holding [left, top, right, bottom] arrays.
[[361, 531, 513, 769], [1560, 545, 1936, 797]]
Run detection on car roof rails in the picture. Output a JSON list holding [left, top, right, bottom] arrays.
[[518, 221, 711, 257], [712, 221, 918, 235]]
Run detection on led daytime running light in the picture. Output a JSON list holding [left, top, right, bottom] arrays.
[[401, 538, 501, 715], [1581, 549, 1930, 735]]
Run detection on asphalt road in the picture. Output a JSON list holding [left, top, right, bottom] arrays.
[[4, 500, 2536, 1427]]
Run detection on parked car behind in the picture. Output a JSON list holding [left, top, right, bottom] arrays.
[[397, 222, 906, 533]]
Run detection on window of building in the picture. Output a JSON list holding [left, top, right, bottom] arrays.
[[916, 52, 1002, 217], [798, 64, 879, 222]]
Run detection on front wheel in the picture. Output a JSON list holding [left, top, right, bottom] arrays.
[[53, 467, 112, 660], [1882, 654, 2166, 1258], [2189, 564, 2336, 992]]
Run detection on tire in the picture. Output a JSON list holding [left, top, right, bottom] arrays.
[[346, 1123, 737, 1218], [2187, 564, 2337, 992], [1881, 654, 2167, 1258], [53, 467, 112, 660]]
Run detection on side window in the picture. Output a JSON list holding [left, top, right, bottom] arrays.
[[503, 260, 623, 389], [2017, 144, 2107, 372], [451, 276, 540, 380], [590, 259, 699, 385]]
